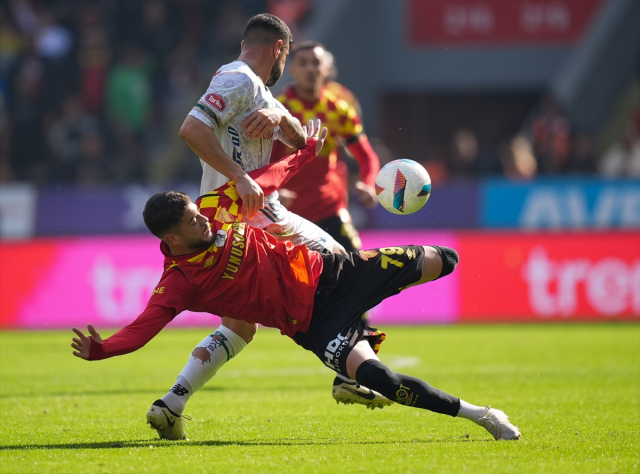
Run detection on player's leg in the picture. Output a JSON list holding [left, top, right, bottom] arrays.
[[258, 192, 346, 254], [403, 245, 458, 288], [147, 318, 255, 440], [346, 340, 521, 441], [258, 194, 390, 407]]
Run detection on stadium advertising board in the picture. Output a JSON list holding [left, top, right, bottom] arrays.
[[481, 178, 640, 229], [458, 232, 640, 321], [0, 183, 37, 239], [35, 184, 200, 236], [408, 0, 603, 46], [0, 237, 220, 329], [1, 231, 637, 329], [367, 182, 479, 229]]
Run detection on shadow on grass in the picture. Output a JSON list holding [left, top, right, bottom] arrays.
[[0, 437, 488, 451], [0, 387, 225, 399]]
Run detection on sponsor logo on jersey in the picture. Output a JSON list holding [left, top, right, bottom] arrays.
[[359, 250, 379, 261], [221, 226, 246, 280], [215, 207, 235, 224], [323, 333, 348, 372], [152, 286, 165, 295], [227, 126, 244, 166], [204, 254, 217, 269], [205, 93, 226, 111]]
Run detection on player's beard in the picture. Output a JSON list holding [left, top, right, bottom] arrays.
[[185, 232, 215, 252], [266, 55, 285, 87]]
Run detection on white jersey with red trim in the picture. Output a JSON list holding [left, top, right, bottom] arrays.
[[189, 60, 293, 195]]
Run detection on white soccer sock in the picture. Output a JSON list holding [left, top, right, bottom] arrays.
[[161, 325, 247, 414], [456, 399, 486, 424]]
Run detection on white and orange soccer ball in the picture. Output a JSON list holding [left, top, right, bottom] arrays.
[[375, 159, 431, 215]]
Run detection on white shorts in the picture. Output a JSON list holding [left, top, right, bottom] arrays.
[[245, 191, 336, 253]]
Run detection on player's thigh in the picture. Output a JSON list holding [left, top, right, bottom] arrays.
[[346, 339, 380, 380], [404, 246, 443, 288], [349, 246, 425, 305]]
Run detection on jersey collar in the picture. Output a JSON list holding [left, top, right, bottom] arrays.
[[236, 60, 264, 86]]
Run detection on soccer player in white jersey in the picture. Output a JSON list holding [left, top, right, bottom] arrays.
[[146, 14, 390, 440]]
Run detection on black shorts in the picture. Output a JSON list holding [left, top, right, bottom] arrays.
[[293, 245, 425, 375]]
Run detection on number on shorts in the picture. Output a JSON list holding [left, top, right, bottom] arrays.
[[379, 247, 405, 269]]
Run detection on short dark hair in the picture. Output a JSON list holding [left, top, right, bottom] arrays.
[[244, 13, 293, 49], [143, 191, 191, 238], [290, 40, 326, 60]]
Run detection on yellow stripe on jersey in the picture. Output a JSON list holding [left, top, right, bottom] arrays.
[[188, 250, 208, 263]]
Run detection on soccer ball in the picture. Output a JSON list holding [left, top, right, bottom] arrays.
[[375, 159, 431, 215]]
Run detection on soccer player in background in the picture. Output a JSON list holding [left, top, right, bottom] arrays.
[[271, 41, 381, 252], [71, 120, 521, 442], [163, 14, 388, 440]]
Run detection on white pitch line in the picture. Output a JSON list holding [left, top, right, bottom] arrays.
[[216, 355, 420, 379]]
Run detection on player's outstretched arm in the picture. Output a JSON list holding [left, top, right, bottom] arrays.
[[179, 116, 264, 220], [247, 119, 328, 195], [70, 305, 177, 361], [71, 325, 103, 360]]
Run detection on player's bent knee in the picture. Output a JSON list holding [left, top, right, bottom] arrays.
[[431, 245, 459, 280], [355, 359, 402, 399], [192, 346, 210, 362]]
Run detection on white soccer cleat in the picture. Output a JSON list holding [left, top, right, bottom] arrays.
[[478, 405, 521, 440], [332, 377, 394, 410], [146, 400, 192, 440]]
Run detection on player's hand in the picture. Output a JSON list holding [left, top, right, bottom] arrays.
[[355, 181, 378, 209], [302, 119, 328, 155], [277, 188, 298, 208], [241, 107, 284, 139], [235, 174, 264, 220], [71, 324, 103, 360]]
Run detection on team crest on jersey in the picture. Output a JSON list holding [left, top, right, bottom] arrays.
[[359, 250, 379, 261], [215, 207, 235, 224], [205, 93, 226, 112]]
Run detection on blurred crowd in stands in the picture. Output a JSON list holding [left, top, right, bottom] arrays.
[[0, 0, 272, 187], [419, 92, 640, 185], [1, 0, 639, 189]]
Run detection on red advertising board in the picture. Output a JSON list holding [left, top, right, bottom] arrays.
[[408, 0, 603, 47], [458, 232, 640, 321], [1, 231, 637, 329]]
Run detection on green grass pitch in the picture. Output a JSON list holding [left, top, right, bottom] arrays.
[[1, 324, 638, 473]]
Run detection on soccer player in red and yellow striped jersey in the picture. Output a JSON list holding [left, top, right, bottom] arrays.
[[271, 41, 381, 252], [71, 121, 521, 443]]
